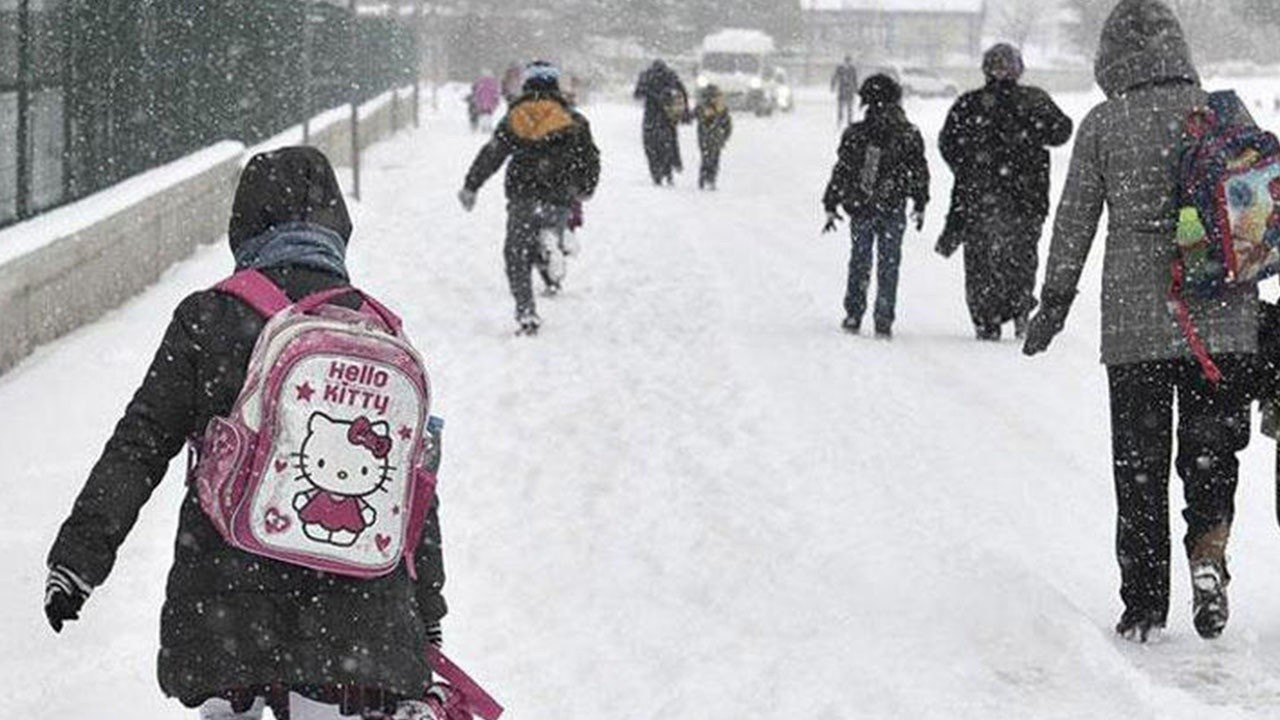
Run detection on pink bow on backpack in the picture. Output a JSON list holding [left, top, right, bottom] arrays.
[[348, 416, 392, 459]]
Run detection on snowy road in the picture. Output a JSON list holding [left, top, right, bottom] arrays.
[[5, 83, 1280, 718]]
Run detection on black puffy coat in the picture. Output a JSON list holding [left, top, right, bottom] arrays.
[[463, 90, 601, 204], [939, 80, 1073, 224], [822, 103, 930, 217], [47, 147, 446, 709], [633, 62, 688, 129]]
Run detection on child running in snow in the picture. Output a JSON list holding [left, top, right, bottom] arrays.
[[43, 147, 449, 719], [695, 84, 732, 191], [458, 60, 601, 336]]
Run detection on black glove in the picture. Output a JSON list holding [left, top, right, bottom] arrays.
[[1022, 290, 1076, 356], [45, 564, 92, 633], [822, 209, 843, 234]]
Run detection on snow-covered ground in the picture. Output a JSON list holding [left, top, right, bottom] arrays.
[[5, 79, 1280, 718]]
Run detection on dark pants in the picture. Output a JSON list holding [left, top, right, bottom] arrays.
[[963, 211, 1043, 333], [505, 200, 568, 319], [1107, 356, 1251, 623], [643, 119, 681, 184], [844, 211, 906, 328], [699, 143, 723, 188], [837, 94, 856, 126]]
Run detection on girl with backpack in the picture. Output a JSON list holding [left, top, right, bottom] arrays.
[[1023, 0, 1255, 643], [43, 147, 449, 719]]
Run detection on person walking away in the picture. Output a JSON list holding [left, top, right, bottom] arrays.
[[634, 59, 689, 186], [468, 72, 502, 133], [831, 55, 859, 127], [695, 84, 733, 190], [1022, 0, 1256, 642], [939, 43, 1073, 341], [42, 147, 450, 718], [822, 74, 929, 339], [500, 62, 523, 105], [458, 61, 601, 336]]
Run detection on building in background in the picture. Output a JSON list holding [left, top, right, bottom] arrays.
[[801, 0, 986, 65]]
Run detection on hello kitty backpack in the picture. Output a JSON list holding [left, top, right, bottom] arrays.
[[190, 269, 437, 579]]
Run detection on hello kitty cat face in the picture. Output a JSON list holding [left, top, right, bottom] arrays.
[[296, 412, 394, 497]]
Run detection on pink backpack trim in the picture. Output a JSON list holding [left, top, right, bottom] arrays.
[[215, 269, 294, 317]]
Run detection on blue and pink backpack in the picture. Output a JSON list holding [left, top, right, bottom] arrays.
[[1171, 90, 1280, 382]]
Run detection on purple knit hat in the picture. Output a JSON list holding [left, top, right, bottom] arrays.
[[983, 43, 1024, 82]]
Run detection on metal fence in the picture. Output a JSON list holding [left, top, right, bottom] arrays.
[[0, 0, 417, 229]]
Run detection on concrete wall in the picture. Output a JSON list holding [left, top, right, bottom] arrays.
[[0, 90, 414, 375]]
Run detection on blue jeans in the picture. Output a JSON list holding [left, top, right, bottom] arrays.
[[844, 211, 905, 327]]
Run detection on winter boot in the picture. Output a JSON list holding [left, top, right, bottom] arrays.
[[1191, 558, 1230, 639], [539, 229, 567, 285], [874, 320, 893, 340], [841, 316, 861, 334], [975, 324, 1001, 341], [515, 312, 541, 337], [1115, 608, 1166, 643]]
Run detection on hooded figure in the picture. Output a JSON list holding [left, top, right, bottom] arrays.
[[938, 43, 1073, 340], [633, 59, 689, 185], [460, 61, 602, 334], [45, 147, 447, 716], [1024, 0, 1255, 643], [822, 74, 929, 338]]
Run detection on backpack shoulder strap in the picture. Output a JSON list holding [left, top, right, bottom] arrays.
[[214, 269, 292, 318]]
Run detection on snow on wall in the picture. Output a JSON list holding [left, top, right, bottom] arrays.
[[0, 88, 418, 376], [802, 0, 985, 13]]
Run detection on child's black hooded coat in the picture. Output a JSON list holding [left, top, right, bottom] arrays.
[[47, 147, 446, 708]]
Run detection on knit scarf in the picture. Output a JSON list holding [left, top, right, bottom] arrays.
[[233, 221, 349, 281]]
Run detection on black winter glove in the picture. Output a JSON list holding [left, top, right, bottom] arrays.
[[45, 564, 92, 633], [822, 209, 843, 234], [1022, 290, 1076, 356]]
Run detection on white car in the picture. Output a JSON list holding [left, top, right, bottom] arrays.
[[895, 66, 960, 99], [869, 65, 959, 99]]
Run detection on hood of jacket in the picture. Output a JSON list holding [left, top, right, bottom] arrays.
[[1094, 0, 1198, 98], [228, 146, 352, 255]]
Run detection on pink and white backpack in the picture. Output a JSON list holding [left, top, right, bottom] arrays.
[[191, 269, 437, 579]]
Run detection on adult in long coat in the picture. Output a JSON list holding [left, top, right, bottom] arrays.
[[939, 44, 1073, 340], [44, 147, 446, 716], [633, 59, 688, 185], [1023, 0, 1256, 643]]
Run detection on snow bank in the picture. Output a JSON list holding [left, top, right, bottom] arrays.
[[0, 141, 243, 373]]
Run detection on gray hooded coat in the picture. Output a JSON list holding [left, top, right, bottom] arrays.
[[1040, 0, 1257, 366]]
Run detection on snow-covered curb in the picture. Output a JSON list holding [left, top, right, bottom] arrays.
[[0, 141, 243, 373], [0, 87, 421, 375]]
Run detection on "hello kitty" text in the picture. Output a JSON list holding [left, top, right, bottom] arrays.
[[324, 361, 392, 415]]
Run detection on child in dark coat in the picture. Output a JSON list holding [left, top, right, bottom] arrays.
[[43, 147, 447, 719], [822, 74, 930, 338], [695, 85, 733, 190]]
